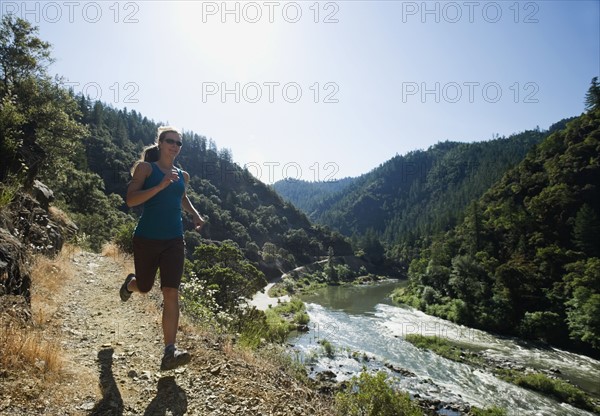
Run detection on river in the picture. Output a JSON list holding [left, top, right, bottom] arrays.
[[287, 281, 600, 416]]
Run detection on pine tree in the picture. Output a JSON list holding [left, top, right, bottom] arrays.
[[0, 15, 52, 90], [584, 76, 600, 111]]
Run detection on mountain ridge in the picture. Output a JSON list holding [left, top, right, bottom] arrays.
[[272, 128, 567, 254]]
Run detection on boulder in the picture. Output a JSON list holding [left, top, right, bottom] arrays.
[[32, 180, 54, 211], [13, 193, 65, 257], [0, 228, 31, 300]]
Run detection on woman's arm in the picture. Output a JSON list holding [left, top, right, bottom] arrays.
[[181, 171, 206, 230], [126, 162, 176, 208]]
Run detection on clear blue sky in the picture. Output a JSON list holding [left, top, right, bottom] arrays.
[[4, 1, 598, 183]]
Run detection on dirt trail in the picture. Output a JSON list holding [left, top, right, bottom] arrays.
[[26, 249, 333, 415]]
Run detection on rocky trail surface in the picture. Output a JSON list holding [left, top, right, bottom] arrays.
[[2, 249, 333, 416]]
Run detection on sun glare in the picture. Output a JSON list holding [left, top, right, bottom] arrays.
[[176, 2, 279, 79]]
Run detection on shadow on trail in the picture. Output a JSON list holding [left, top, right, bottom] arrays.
[[90, 348, 124, 416], [143, 376, 188, 416], [88, 348, 187, 416]]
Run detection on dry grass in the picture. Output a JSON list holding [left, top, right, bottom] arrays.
[[0, 314, 97, 409], [0, 321, 62, 374], [1, 245, 78, 375], [48, 205, 71, 225], [102, 241, 134, 274], [30, 244, 76, 326]]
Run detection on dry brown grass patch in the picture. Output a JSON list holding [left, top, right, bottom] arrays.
[[48, 205, 71, 225], [0, 320, 62, 375], [30, 244, 76, 326], [1, 244, 80, 378], [0, 316, 97, 410]]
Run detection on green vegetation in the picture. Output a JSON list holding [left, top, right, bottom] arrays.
[[188, 241, 267, 313], [404, 334, 484, 366], [268, 297, 310, 326], [0, 173, 21, 209], [319, 339, 335, 358], [234, 298, 310, 349], [469, 407, 507, 416], [495, 370, 599, 413], [394, 104, 600, 353], [335, 371, 422, 416], [334, 367, 509, 416], [113, 220, 136, 254], [269, 276, 329, 297]]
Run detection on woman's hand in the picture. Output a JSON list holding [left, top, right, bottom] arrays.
[[159, 169, 179, 190], [192, 213, 205, 231]]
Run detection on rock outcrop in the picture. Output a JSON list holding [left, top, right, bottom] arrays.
[[0, 228, 31, 299], [0, 181, 71, 312]]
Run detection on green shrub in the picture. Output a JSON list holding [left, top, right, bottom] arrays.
[[294, 311, 310, 326], [335, 371, 422, 416], [0, 174, 22, 209], [264, 308, 293, 341], [227, 298, 312, 348], [469, 406, 507, 416], [238, 309, 283, 348], [179, 274, 223, 333], [390, 287, 422, 309], [319, 339, 335, 358], [273, 297, 305, 315], [114, 220, 136, 254]]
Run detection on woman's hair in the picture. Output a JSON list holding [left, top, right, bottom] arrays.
[[141, 145, 160, 163], [156, 126, 182, 142], [131, 126, 182, 174]]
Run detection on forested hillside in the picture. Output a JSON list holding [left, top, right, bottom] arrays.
[[275, 127, 574, 264], [394, 95, 600, 354]]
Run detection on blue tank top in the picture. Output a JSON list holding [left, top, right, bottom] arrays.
[[134, 162, 185, 239]]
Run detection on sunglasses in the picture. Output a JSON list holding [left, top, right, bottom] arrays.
[[163, 138, 182, 147]]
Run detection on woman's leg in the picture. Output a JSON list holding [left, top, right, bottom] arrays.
[[161, 286, 179, 345], [131, 236, 160, 293], [158, 238, 189, 370], [159, 238, 185, 345]]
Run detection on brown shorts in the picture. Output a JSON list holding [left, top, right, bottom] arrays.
[[132, 236, 185, 291]]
